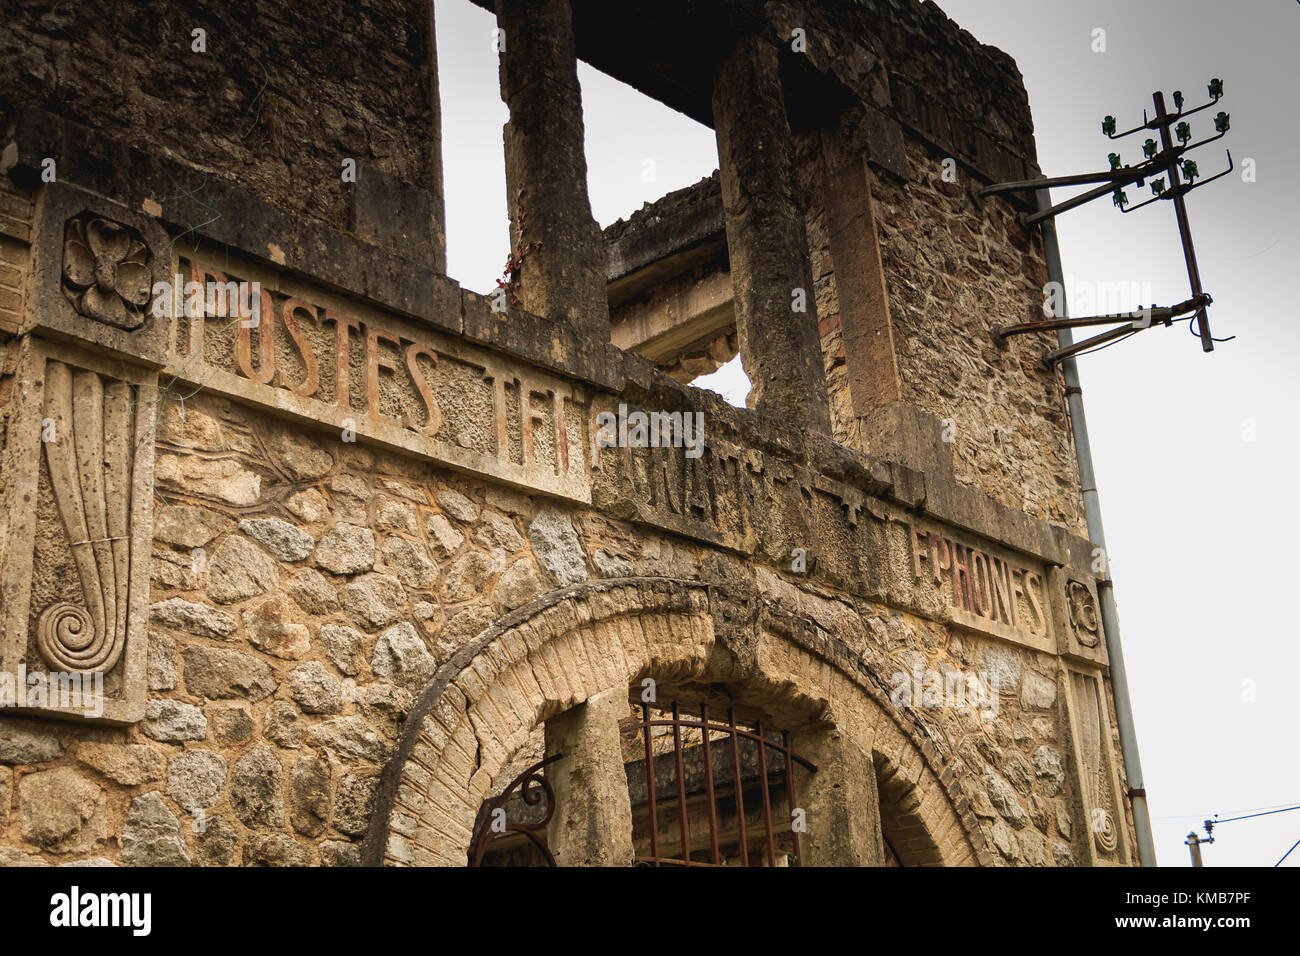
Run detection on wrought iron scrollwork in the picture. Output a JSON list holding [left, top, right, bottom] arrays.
[[469, 752, 562, 866]]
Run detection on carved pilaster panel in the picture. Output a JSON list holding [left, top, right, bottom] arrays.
[[1060, 666, 1131, 866], [0, 339, 156, 723]]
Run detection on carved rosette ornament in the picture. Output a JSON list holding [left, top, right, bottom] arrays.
[[1067, 579, 1101, 648], [62, 217, 151, 330], [36, 361, 134, 673]]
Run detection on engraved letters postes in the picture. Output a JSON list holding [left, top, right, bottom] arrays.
[[161, 251, 590, 503]]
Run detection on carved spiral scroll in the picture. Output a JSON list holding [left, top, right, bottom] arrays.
[[1073, 672, 1119, 856], [1094, 806, 1119, 853], [36, 362, 132, 673]]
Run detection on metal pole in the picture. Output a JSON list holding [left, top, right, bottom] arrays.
[[1186, 833, 1203, 867], [1153, 91, 1214, 352], [1035, 186, 1157, 867]]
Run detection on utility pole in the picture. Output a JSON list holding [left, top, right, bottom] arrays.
[[1186, 832, 1204, 867], [981, 78, 1235, 364]]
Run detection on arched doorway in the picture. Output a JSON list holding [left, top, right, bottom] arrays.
[[361, 576, 978, 866]]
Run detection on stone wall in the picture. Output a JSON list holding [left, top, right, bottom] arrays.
[[617, 127, 1085, 533], [803, 134, 1085, 533], [0, 0, 439, 235], [0, 0, 1136, 868], [0, 375, 1109, 866]]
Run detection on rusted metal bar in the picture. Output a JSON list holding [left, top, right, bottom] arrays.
[[622, 700, 815, 867], [1106, 88, 1223, 140], [700, 702, 721, 865], [783, 730, 802, 868], [671, 700, 692, 864], [756, 719, 776, 867], [981, 164, 1150, 197], [729, 708, 749, 867], [984, 130, 1225, 201], [997, 294, 1207, 339], [641, 702, 659, 865], [1022, 177, 1121, 228], [1043, 321, 1144, 366], [636, 716, 817, 771]]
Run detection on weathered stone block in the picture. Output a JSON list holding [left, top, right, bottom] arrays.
[[121, 791, 189, 866], [19, 767, 107, 853]]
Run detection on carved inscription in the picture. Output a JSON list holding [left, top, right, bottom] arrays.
[[159, 251, 589, 502], [907, 523, 1049, 640]]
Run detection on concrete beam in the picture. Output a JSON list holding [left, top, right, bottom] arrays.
[[610, 269, 735, 363]]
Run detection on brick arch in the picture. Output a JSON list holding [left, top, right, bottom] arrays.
[[362, 576, 980, 866], [874, 751, 959, 866], [750, 620, 982, 867]]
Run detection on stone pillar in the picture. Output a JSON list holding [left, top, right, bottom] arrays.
[[495, 0, 610, 338], [819, 130, 902, 417], [424, 0, 447, 274], [792, 724, 886, 865], [819, 127, 953, 477], [543, 688, 634, 866], [711, 35, 831, 433]]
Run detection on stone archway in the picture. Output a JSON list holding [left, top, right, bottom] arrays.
[[875, 752, 950, 866], [362, 576, 979, 866]]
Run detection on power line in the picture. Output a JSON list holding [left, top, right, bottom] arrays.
[[1214, 804, 1300, 825], [1184, 802, 1300, 866], [1275, 837, 1300, 867], [1156, 800, 1300, 821]]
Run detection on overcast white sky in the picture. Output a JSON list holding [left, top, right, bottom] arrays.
[[436, 0, 1300, 866]]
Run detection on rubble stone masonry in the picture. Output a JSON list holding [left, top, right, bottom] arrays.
[[0, 0, 1137, 867]]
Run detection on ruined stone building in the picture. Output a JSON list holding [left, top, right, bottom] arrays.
[[0, 0, 1140, 866]]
